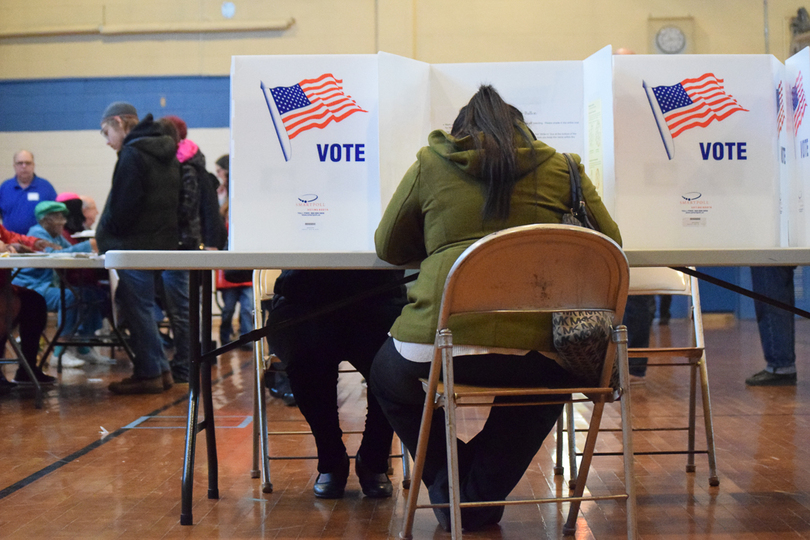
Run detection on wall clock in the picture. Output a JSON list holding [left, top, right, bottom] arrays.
[[656, 25, 687, 54]]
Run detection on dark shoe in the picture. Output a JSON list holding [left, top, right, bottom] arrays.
[[459, 503, 504, 531], [220, 333, 231, 347], [313, 453, 350, 499], [109, 375, 164, 395], [170, 362, 189, 384], [745, 369, 797, 386], [427, 469, 503, 532], [658, 316, 670, 325], [428, 474, 452, 532], [162, 371, 175, 390], [14, 368, 56, 386], [0, 376, 17, 394], [355, 455, 393, 498], [267, 371, 296, 406]]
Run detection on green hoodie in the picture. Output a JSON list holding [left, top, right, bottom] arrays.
[[375, 128, 622, 352]]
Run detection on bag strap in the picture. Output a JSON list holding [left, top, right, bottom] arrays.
[[562, 153, 596, 230]]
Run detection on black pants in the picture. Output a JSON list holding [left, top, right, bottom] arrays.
[[0, 287, 47, 374], [370, 337, 577, 502], [265, 298, 401, 474], [623, 295, 656, 376]]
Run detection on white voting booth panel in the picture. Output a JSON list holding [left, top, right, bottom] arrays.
[[614, 55, 787, 249], [229, 49, 614, 253], [787, 47, 810, 246]]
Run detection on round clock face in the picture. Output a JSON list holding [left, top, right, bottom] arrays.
[[656, 26, 687, 54]]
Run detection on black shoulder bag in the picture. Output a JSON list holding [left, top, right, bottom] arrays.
[[552, 153, 618, 390]]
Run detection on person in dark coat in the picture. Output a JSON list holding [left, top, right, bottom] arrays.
[[98, 102, 181, 394]]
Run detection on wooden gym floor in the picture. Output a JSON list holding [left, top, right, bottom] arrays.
[[0, 315, 808, 539]]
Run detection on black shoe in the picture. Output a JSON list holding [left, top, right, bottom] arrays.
[[745, 369, 797, 386], [0, 376, 17, 394], [428, 473, 452, 532], [355, 455, 393, 498], [267, 372, 296, 406], [170, 362, 189, 384], [313, 453, 350, 499], [13, 369, 56, 386], [427, 469, 503, 532]]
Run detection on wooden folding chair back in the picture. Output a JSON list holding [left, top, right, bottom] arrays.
[[401, 224, 636, 539]]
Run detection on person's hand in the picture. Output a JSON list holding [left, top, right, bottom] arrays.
[[89, 238, 98, 253], [8, 243, 32, 253], [0, 241, 12, 253], [32, 238, 61, 251]]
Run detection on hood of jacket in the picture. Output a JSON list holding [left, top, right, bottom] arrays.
[[122, 114, 177, 166], [177, 138, 200, 163], [427, 122, 557, 180], [184, 144, 207, 171]]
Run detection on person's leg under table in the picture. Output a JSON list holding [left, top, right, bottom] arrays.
[[110, 269, 168, 393]]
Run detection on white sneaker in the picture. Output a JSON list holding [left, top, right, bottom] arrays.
[[58, 350, 85, 368], [73, 347, 116, 365]]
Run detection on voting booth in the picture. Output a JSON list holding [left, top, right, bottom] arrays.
[[787, 47, 810, 246], [228, 48, 614, 252], [230, 48, 805, 253], [613, 54, 788, 249]]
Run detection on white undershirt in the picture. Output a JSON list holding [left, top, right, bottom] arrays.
[[393, 338, 536, 363]]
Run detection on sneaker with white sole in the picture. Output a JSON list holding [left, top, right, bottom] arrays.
[[58, 350, 86, 368], [73, 347, 115, 365]]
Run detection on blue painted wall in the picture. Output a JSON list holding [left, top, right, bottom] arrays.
[[685, 266, 810, 319], [0, 76, 230, 132]]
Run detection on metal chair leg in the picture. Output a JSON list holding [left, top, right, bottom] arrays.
[[566, 401, 578, 489], [8, 337, 42, 409], [698, 353, 720, 486], [555, 413, 565, 476]]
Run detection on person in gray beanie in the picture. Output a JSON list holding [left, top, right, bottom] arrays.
[[98, 102, 181, 394]]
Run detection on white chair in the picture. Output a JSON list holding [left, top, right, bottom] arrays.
[[556, 266, 719, 488], [400, 224, 635, 539], [250, 269, 411, 493]]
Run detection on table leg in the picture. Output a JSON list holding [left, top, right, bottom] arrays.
[[181, 270, 203, 526], [200, 270, 219, 500]]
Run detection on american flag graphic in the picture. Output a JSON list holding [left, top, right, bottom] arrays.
[[651, 73, 748, 138], [777, 81, 785, 135], [265, 73, 367, 139], [793, 72, 807, 136]]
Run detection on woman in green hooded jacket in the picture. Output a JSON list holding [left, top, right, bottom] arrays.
[[370, 85, 621, 531]]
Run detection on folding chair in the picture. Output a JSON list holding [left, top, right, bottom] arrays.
[[400, 224, 635, 540], [250, 269, 411, 494], [556, 267, 719, 487], [39, 268, 135, 371]]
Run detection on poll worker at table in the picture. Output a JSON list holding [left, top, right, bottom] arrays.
[[369, 85, 622, 531], [264, 270, 406, 499], [97, 102, 181, 395], [0, 223, 60, 389], [0, 150, 57, 235], [12, 201, 110, 367]]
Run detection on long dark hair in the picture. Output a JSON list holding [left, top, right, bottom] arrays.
[[450, 85, 534, 220]]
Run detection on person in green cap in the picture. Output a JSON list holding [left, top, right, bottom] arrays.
[[12, 200, 103, 368]]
